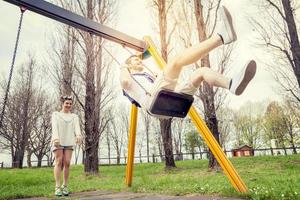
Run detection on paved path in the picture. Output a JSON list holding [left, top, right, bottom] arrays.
[[15, 190, 244, 200]]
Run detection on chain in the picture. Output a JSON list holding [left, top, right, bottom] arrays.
[[0, 7, 26, 128], [130, 73, 152, 96]]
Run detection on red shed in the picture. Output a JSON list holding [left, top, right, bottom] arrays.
[[232, 145, 254, 157]]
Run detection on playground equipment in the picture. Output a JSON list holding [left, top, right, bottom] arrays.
[[2, 0, 248, 193]]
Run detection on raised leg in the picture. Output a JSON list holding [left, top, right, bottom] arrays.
[[174, 67, 229, 95], [164, 35, 223, 80], [175, 60, 257, 96]]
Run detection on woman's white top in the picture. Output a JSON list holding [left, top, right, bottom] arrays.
[[123, 72, 155, 108], [51, 111, 81, 146]]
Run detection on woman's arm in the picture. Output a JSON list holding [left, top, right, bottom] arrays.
[[51, 112, 60, 146], [120, 65, 133, 90], [74, 115, 83, 145], [74, 115, 81, 137]]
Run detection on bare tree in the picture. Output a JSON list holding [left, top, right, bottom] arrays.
[[172, 118, 187, 160], [46, 1, 79, 98], [104, 125, 111, 165], [152, 118, 164, 161], [140, 109, 153, 163], [0, 56, 37, 168], [108, 108, 126, 165], [217, 107, 234, 150], [193, 0, 217, 170], [150, 0, 177, 169], [253, 0, 300, 102], [29, 91, 52, 167], [81, 0, 116, 175], [53, 0, 117, 174], [282, 99, 299, 154]]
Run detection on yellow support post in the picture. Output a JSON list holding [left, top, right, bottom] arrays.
[[125, 104, 138, 187], [143, 36, 248, 193], [189, 107, 248, 192]]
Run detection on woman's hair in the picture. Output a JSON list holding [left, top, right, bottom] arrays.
[[125, 55, 139, 65], [60, 95, 73, 103], [125, 55, 143, 73]]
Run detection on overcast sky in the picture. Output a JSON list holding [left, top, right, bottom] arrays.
[[0, 0, 285, 110]]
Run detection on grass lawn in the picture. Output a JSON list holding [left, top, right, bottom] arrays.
[[0, 154, 300, 200]]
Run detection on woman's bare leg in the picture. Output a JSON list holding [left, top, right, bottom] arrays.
[[174, 67, 229, 95], [164, 35, 223, 80], [191, 67, 230, 89], [175, 60, 257, 96], [54, 150, 63, 188], [62, 149, 73, 187]]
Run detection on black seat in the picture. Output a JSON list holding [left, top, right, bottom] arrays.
[[148, 89, 194, 118]]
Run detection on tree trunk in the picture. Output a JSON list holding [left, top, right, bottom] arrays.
[[270, 147, 274, 156], [281, 0, 300, 87], [12, 152, 19, 168], [84, 139, 99, 174], [146, 130, 150, 163], [155, 131, 164, 161], [139, 150, 142, 163], [160, 119, 175, 168], [84, 47, 99, 174], [194, 0, 220, 170], [117, 155, 120, 165], [283, 145, 287, 156], [106, 131, 111, 165], [61, 26, 75, 96], [18, 83, 32, 169], [37, 153, 44, 167], [84, 0, 99, 174], [198, 147, 203, 159], [26, 148, 32, 168], [154, 0, 176, 169], [202, 84, 220, 169], [291, 143, 297, 154], [116, 145, 120, 165], [17, 150, 24, 169]]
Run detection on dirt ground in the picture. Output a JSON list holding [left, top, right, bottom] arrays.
[[15, 190, 245, 200]]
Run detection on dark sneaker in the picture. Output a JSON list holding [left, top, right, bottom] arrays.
[[230, 60, 257, 95]]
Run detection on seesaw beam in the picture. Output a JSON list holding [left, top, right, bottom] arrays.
[[3, 0, 147, 52]]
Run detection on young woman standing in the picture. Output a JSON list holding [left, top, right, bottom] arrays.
[[51, 96, 82, 196]]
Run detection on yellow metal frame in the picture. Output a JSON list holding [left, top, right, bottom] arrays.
[[125, 36, 248, 193], [125, 104, 138, 187]]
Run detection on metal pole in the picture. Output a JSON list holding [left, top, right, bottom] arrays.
[[189, 107, 248, 192], [125, 104, 138, 187]]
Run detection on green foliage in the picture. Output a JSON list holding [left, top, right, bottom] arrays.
[[184, 130, 202, 154], [232, 109, 262, 149], [263, 101, 288, 148], [230, 99, 300, 151], [0, 155, 300, 200]]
